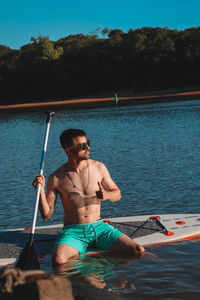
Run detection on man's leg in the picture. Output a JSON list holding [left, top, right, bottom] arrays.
[[109, 234, 145, 257], [52, 243, 79, 265]]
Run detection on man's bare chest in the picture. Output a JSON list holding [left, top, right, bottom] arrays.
[[57, 168, 102, 197]]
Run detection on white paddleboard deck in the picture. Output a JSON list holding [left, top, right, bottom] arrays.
[[111, 214, 200, 246], [1, 214, 200, 267]]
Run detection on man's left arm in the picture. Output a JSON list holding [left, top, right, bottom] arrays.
[[96, 163, 121, 202]]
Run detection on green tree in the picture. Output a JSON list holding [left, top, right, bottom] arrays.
[[30, 35, 63, 60]]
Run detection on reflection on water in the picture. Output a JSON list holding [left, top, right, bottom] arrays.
[[41, 239, 199, 299], [1, 100, 200, 298], [39, 239, 200, 299]]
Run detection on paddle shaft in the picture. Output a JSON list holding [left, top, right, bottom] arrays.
[[16, 112, 55, 270], [31, 112, 55, 235]]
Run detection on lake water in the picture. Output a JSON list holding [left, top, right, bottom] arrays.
[[1, 100, 200, 299]]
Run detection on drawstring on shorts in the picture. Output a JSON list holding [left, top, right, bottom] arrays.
[[82, 225, 98, 246], [91, 225, 98, 244], [83, 227, 87, 245]]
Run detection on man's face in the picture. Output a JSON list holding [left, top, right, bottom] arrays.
[[69, 136, 90, 160]]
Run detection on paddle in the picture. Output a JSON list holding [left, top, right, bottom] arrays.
[[16, 111, 55, 270]]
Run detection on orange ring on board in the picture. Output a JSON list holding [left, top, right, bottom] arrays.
[[103, 219, 111, 224], [24, 227, 31, 231], [176, 221, 186, 225], [149, 216, 160, 220], [164, 231, 174, 236]]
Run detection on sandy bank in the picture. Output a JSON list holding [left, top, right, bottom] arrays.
[[1, 89, 200, 112]]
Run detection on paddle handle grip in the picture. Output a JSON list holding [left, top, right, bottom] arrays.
[[46, 111, 55, 124], [31, 112, 55, 235]]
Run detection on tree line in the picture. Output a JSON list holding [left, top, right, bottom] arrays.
[[0, 27, 200, 105]]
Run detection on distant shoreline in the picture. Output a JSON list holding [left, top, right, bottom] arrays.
[[1, 89, 200, 112]]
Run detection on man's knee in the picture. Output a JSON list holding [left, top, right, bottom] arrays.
[[123, 239, 145, 256], [53, 253, 67, 265], [133, 244, 145, 256], [110, 234, 145, 256], [52, 244, 79, 265]]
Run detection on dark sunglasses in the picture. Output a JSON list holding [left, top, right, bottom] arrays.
[[79, 139, 90, 150]]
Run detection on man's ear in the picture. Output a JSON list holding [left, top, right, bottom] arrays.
[[66, 148, 72, 155]]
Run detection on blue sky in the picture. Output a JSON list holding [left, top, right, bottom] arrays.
[[1, 0, 200, 49]]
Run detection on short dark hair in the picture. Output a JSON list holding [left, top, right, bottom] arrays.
[[60, 129, 86, 149]]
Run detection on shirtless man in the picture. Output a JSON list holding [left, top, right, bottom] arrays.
[[33, 129, 145, 266]]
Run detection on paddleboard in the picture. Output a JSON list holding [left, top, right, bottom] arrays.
[[0, 214, 200, 268]]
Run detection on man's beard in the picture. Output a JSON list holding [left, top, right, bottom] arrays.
[[80, 152, 90, 161]]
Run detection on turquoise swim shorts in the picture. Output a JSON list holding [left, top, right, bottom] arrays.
[[55, 220, 123, 254]]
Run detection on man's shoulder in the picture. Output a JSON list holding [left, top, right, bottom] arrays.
[[89, 159, 106, 169], [49, 164, 66, 179]]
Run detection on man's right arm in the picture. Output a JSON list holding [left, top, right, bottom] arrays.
[[33, 174, 57, 220]]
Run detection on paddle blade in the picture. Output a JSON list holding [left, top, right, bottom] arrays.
[[16, 239, 40, 270]]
